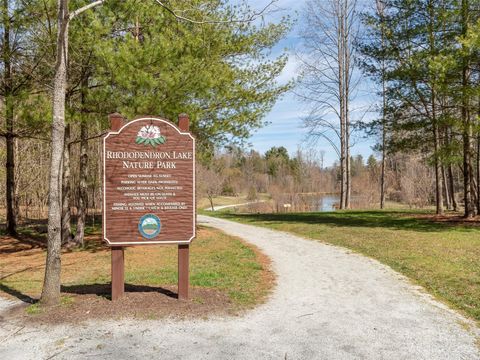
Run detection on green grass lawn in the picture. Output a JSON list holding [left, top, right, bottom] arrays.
[[0, 225, 272, 309], [209, 210, 480, 322]]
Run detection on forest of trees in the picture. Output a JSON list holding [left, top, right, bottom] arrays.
[[297, 0, 480, 218], [0, 0, 290, 303], [1, 0, 480, 305], [197, 146, 453, 212]]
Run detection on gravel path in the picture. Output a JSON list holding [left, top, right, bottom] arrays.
[[1, 215, 479, 359], [203, 200, 265, 211]]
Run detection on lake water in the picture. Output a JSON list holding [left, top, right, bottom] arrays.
[[308, 194, 340, 212]]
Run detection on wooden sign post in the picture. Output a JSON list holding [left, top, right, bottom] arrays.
[[104, 113, 195, 301]]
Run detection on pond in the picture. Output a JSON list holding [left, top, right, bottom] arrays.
[[311, 194, 340, 212], [272, 193, 341, 213]]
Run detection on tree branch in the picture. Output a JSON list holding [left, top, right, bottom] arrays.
[[69, 0, 106, 20], [68, 131, 108, 145], [154, 0, 277, 24]]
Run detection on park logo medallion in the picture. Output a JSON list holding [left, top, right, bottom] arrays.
[[138, 214, 162, 238]]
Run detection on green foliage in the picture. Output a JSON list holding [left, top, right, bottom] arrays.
[[74, 1, 293, 150], [265, 146, 289, 161], [367, 154, 377, 170], [0, 1, 52, 136], [265, 146, 290, 177], [3, 1, 291, 150], [359, 0, 480, 215]]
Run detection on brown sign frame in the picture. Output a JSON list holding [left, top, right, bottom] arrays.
[[102, 116, 196, 246]]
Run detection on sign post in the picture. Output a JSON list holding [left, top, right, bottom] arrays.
[[104, 113, 195, 301], [109, 113, 126, 301], [177, 113, 190, 300]]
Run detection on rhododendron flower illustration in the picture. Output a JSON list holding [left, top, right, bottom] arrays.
[[136, 125, 166, 147]]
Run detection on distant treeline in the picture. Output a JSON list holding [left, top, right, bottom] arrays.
[[197, 146, 448, 211]]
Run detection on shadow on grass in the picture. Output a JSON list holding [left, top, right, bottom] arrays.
[[0, 284, 36, 304], [61, 283, 178, 300], [214, 210, 478, 233], [0, 283, 177, 305], [1, 214, 102, 241]]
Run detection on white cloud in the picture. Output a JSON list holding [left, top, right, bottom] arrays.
[[276, 55, 301, 85]]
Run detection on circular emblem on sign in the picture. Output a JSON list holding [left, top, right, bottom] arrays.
[[138, 214, 161, 239]]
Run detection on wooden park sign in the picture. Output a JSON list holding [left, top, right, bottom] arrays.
[[103, 113, 195, 300]]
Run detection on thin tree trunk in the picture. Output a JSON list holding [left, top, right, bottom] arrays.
[[433, 116, 444, 215], [209, 195, 215, 211], [375, 0, 387, 210], [344, 0, 351, 209], [337, 0, 346, 209], [380, 64, 386, 210], [476, 100, 480, 214], [61, 124, 72, 244], [470, 163, 478, 212], [447, 126, 458, 211], [41, 0, 69, 305], [442, 165, 452, 210], [3, 0, 17, 236], [74, 121, 88, 245], [427, 0, 444, 215], [461, 0, 474, 218], [448, 164, 458, 211], [477, 133, 480, 213]]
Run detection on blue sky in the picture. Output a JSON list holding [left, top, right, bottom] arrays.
[[245, 0, 378, 167]]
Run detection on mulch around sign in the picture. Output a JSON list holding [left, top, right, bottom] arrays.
[[3, 285, 235, 325]]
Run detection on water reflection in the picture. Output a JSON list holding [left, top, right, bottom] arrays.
[[311, 194, 340, 212], [271, 194, 341, 213]]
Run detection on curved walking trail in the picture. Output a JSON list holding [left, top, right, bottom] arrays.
[[1, 215, 479, 359]]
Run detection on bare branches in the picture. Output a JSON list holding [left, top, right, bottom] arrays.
[[68, 131, 108, 145], [68, 0, 279, 24], [298, 0, 362, 209], [69, 1, 106, 20], [154, 0, 278, 25]]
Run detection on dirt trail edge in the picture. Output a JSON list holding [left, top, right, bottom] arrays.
[[1, 214, 479, 359]]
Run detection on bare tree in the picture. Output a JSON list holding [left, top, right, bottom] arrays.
[[298, 0, 361, 209], [197, 164, 224, 211], [376, 0, 387, 210]]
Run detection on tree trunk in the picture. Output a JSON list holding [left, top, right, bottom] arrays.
[[461, 0, 475, 218], [463, 129, 474, 217], [61, 124, 72, 244], [477, 133, 480, 213], [447, 126, 458, 211], [433, 117, 444, 215], [345, 132, 351, 209], [74, 121, 88, 246], [470, 163, 478, 213], [209, 195, 214, 211], [448, 164, 458, 212], [428, 0, 444, 215], [442, 165, 452, 210], [41, 0, 69, 305], [3, 0, 17, 236], [344, 1, 351, 210], [379, 0, 386, 210], [337, 0, 346, 210]]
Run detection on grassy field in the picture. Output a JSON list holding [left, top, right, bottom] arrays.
[[209, 210, 480, 322], [197, 193, 270, 210], [0, 225, 272, 309]]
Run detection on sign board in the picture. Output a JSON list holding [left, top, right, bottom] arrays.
[[103, 117, 195, 245]]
